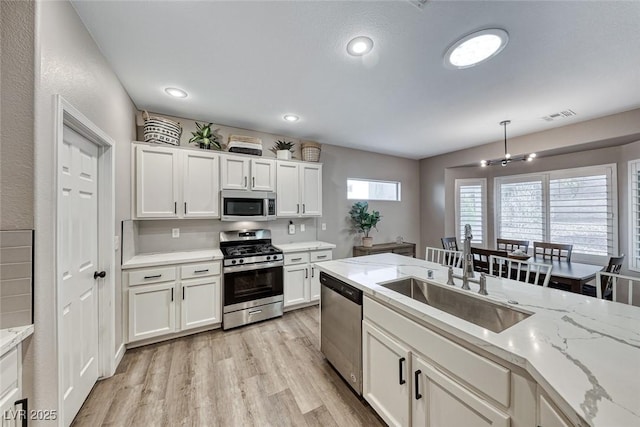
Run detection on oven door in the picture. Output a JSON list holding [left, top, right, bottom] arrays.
[[223, 262, 283, 311]]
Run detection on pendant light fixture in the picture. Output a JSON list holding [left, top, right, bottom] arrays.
[[480, 120, 536, 167]]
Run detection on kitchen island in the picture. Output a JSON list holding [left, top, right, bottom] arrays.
[[315, 253, 640, 427]]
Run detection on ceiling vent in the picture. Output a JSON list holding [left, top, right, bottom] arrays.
[[542, 109, 577, 122], [409, 0, 429, 10]]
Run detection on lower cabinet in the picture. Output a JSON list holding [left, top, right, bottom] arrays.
[[538, 391, 572, 427], [283, 249, 333, 308], [0, 345, 23, 427], [127, 261, 221, 343]]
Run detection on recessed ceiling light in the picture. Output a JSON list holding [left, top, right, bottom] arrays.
[[347, 36, 374, 56], [444, 29, 509, 69], [283, 114, 299, 122], [164, 87, 188, 98]]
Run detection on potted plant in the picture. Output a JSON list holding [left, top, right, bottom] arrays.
[[349, 201, 381, 247], [189, 122, 221, 150], [270, 140, 295, 160]]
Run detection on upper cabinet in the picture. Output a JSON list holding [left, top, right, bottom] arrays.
[[133, 144, 220, 219], [220, 155, 275, 192], [276, 160, 322, 217]]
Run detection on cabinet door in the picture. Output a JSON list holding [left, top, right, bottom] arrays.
[[284, 264, 310, 307], [309, 251, 332, 301], [276, 161, 301, 216], [538, 393, 571, 427], [251, 158, 276, 191], [135, 145, 180, 218], [300, 163, 322, 216], [412, 355, 510, 427], [0, 346, 20, 427], [183, 151, 220, 218], [362, 320, 411, 427], [220, 155, 250, 190], [181, 277, 221, 330], [129, 283, 176, 342]]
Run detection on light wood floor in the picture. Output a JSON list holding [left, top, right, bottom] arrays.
[[72, 306, 383, 427]]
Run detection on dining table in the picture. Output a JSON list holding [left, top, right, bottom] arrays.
[[530, 257, 604, 293]]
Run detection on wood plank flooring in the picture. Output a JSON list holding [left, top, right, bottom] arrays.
[[72, 307, 384, 427]]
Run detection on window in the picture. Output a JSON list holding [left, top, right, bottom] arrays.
[[347, 178, 401, 201], [455, 179, 487, 246], [495, 165, 617, 259], [630, 160, 640, 271]]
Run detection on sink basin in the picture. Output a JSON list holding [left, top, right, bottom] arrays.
[[380, 278, 532, 333]]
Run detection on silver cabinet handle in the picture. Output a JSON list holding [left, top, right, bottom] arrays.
[[248, 309, 262, 315]]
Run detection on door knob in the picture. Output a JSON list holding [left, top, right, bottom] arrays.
[[94, 271, 107, 279]]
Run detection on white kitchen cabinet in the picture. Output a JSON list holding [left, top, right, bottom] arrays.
[[135, 144, 180, 218], [128, 282, 176, 341], [310, 250, 332, 301], [538, 392, 572, 427], [0, 345, 22, 427], [276, 160, 322, 217], [284, 264, 310, 307], [183, 151, 220, 218], [363, 320, 411, 427], [220, 155, 276, 191], [181, 276, 221, 330], [412, 355, 510, 427]]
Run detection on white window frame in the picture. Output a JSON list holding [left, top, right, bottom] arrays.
[[347, 178, 402, 201], [629, 159, 640, 272], [455, 178, 487, 248], [494, 164, 618, 264]]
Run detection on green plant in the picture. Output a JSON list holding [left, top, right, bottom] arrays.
[[349, 201, 381, 238], [189, 122, 221, 150], [270, 140, 295, 154]]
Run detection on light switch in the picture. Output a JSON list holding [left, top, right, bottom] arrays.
[[172, 228, 180, 238], [321, 223, 327, 231]]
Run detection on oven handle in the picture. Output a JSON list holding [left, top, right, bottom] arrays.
[[223, 261, 284, 274]]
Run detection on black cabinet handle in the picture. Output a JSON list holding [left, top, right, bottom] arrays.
[[399, 357, 406, 385], [297, 204, 300, 214], [194, 269, 209, 273], [94, 270, 106, 279], [305, 268, 309, 279], [303, 204, 306, 213], [174, 201, 177, 214], [171, 288, 174, 301], [184, 202, 187, 214], [144, 274, 162, 279], [312, 267, 315, 278], [317, 255, 327, 259], [292, 257, 303, 261], [414, 370, 422, 400], [252, 177, 255, 188], [182, 287, 185, 300], [244, 176, 248, 188]]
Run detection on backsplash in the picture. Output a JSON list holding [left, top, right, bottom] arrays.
[[126, 218, 319, 255], [0, 230, 34, 328]]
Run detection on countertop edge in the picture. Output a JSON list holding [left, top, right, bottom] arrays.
[[273, 241, 336, 253], [1, 324, 34, 356], [122, 250, 224, 270]]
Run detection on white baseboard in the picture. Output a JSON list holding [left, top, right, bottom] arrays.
[[114, 342, 125, 370]]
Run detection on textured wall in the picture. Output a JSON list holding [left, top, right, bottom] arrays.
[[0, 0, 35, 230]]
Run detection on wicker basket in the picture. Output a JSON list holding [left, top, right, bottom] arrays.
[[142, 111, 182, 146], [301, 141, 321, 162]]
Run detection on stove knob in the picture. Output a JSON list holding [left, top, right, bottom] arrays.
[[239, 259, 244, 264], [231, 260, 237, 265], [266, 256, 271, 261]]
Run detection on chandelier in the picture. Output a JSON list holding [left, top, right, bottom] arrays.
[[481, 120, 536, 167]]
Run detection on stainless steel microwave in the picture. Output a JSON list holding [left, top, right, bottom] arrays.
[[221, 190, 276, 221]]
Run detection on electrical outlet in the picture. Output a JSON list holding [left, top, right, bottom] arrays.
[[172, 228, 180, 238], [288, 223, 295, 235], [321, 223, 327, 231], [300, 224, 306, 232]]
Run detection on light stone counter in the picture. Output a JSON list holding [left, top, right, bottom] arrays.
[[122, 249, 224, 270], [315, 253, 640, 427], [273, 241, 336, 253], [0, 324, 34, 357]]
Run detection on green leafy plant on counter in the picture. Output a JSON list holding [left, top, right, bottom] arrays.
[[189, 122, 221, 150], [270, 140, 295, 154], [349, 201, 381, 238]]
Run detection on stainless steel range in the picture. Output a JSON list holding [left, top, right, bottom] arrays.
[[220, 229, 284, 329]]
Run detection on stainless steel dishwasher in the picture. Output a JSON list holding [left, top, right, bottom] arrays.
[[320, 272, 363, 395]]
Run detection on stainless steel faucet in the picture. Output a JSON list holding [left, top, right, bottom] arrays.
[[461, 224, 475, 289]]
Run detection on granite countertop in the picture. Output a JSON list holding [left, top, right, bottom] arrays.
[[273, 241, 336, 253], [122, 249, 224, 270], [1, 325, 34, 356], [315, 253, 640, 427]]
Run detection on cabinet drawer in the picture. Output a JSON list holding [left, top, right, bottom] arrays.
[[129, 266, 176, 286], [284, 252, 310, 265], [181, 262, 220, 279], [364, 297, 511, 407], [0, 347, 18, 403], [310, 250, 332, 262]]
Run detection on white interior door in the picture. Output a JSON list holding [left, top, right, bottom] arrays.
[[59, 126, 100, 426]]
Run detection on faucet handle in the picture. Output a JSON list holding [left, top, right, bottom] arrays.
[[446, 266, 455, 286], [478, 273, 488, 296]]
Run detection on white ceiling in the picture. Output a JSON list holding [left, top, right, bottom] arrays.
[[71, 0, 640, 159]]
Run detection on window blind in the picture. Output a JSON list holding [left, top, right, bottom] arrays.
[[456, 179, 486, 246], [630, 160, 640, 271], [498, 180, 544, 245]]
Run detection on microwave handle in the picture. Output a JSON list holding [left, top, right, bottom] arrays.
[[264, 198, 269, 216]]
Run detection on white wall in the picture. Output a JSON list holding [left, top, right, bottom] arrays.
[[31, 0, 136, 418]]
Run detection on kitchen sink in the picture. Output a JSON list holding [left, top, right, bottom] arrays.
[[379, 278, 532, 333]]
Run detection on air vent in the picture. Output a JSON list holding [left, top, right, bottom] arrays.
[[542, 109, 577, 122], [409, 0, 429, 10]]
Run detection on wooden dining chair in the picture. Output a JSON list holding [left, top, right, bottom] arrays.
[[533, 242, 573, 262], [496, 238, 529, 253], [489, 254, 553, 287], [471, 247, 508, 274], [583, 254, 625, 299], [426, 247, 463, 268], [441, 237, 458, 251], [596, 271, 639, 304]]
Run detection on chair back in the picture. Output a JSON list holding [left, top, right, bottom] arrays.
[[596, 271, 639, 304], [533, 242, 573, 262], [496, 238, 529, 253], [441, 237, 458, 251], [598, 254, 625, 298], [471, 248, 508, 274], [426, 247, 462, 268], [489, 254, 553, 287]]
